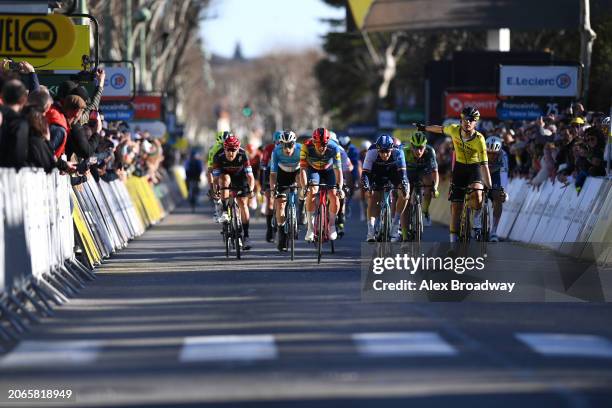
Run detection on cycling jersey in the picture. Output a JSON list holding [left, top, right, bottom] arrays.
[[443, 124, 488, 165], [260, 143, 276, 169], [212, 148, 252, 177], [403, 144, 438, 173], [271, 143, 302, 173], [488, 149, 509, 188], [338, 145, 352, 172], [361, 147, 407, 189], [299, 139, 342, 171], [207, 142, 223, 168]]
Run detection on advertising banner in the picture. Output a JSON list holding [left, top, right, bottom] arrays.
[[100, 102, 134, 121], [497, 99, 574, 121], [445, 92, 498, 118], [499, 65, 580, 97], [0, 14, 76, 59], [102, 67, 133, 99], [133, 96, 162, 120]]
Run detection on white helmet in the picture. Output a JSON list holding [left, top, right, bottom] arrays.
[[279, 130, 296, 144], [602, 117, 610, 126], [339, 135, 351, 146], [361, 140, 372, 150], [486, 136, 503, 152], [329, 131, 338, 143]]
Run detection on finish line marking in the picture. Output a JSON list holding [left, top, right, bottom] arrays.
[[179, 335, 278, 362], [0, 340, 102, 368], [516, 333, 612, 358], [352, 332, 457, 357]]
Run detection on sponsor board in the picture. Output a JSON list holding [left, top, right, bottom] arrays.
[[133, 95, 162, 120], [499, 65, 580, 97], [0, 14, 76, 59], [100, 102, 134, 121], [102, 67, 132, 99], [445, 92, 498, 118]]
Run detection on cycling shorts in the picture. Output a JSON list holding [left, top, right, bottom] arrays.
[[276, 168, 298, 193], [307, 167, 336, 187], [449, 162, 482, 202], [229, 173, 250, 197]]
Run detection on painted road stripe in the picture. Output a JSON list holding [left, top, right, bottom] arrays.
[[0, 340, 102, 368], [517, 333, 612, 358], [353, 332, 457, 357], [179, 335, 278, 363]]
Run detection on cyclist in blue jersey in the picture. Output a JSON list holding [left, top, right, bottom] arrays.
[[485, 136, 509, 242], [361, 134, 409, 242], [270, 130, 302, 251]]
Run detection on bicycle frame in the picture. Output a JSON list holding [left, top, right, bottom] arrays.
[[309, 183, 336, 263]]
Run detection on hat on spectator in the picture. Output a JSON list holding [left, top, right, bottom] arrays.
[[63, 94, 86, 111], [57, 80, 78, 100], [69, 85, 90, 104]]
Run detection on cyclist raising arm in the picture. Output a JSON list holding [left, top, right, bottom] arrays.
[[417, 106, 492, 242], [361, 134, 409, 242], [299, 128, 344, 242], [213, 136, 255, 250]]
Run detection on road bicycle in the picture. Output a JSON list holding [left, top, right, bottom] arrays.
[[310, 183, 337, 263], [219, 187, 246, 259], [457, 185, 489, 243], [374, 183, 396, 243], [275, 184, 299, 261]]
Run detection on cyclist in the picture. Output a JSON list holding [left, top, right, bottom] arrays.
[[184, 149, 204, 212], [261, 131, 282, 242], [299, 127, 344, 242], [212, 136, 255, 250], [402, 131, 439, 238], [339, 135, 362, 219], [417, 106, 492, 242], [270, 130, 302, 251], [361, 134, 409, 242], [330, 131, 353, 236], [359, 140, 372, 221], [485, 135, 508, 242], [207, 131, 232, 219], [245, 141, 262, 210]]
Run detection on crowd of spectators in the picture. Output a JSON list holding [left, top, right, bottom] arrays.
[[431, 105, 611, 191], [0, 60, 166, 186]]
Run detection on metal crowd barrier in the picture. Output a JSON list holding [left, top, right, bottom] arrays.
[[429, 176, 612, 266], [0, 167, 181, 346]]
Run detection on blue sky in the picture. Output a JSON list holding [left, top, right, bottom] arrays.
[[200, 0, 345, 58]]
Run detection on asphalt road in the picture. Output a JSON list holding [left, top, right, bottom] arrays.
[[1, 198, 612, 407]]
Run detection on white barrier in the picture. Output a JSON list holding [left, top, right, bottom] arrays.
[[1, 166, 181, 339]]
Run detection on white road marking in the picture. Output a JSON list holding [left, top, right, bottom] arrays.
[[353, 332, 457, 357], [179, 335, 278, 362], [0, 340, 102, 368], [516, 333, 612, 358]]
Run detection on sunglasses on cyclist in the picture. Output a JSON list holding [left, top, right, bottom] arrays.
[[378, 148, 391, 154], [225, 148, 238, 153], [282, 142, 295, 149]]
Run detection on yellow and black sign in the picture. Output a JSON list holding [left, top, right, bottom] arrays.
[[0, 14, 76, 59]]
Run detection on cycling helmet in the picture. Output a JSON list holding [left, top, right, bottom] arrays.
[[410, 131, 427, 147], [339, 135, 351, 146], [361, 140, 372, 150], [216, 130, 232, 143], [312, 128, 330, 145], [224, 136, 240, 150], [375, 134, 394, 150], [279, 130, 297, 144], [329, 131, 338, 143], [273, 130, 283, 144], [485, 135, 503, 152], [393, 137, 402, 147], [461, 106, 481, 121]]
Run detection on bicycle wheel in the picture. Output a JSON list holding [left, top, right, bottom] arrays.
[[481, 200, 490, 242], [317, 197, 325, 264], [459, 202, 471, 242], [414, 201, 422, 243], [380, 204, 391, 243], [232, 202, 241, 259], [224, 223, 230, 258], [288, 204, 295, 261]]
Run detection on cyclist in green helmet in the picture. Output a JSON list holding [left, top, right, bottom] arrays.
[[402, 131, 439, 238]]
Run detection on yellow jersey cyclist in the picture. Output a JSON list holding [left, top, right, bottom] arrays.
[[417, 106, 492, 242], [485, 135, 509, 242], [299, 127, 344, 242], [402, 132, 439, 238]]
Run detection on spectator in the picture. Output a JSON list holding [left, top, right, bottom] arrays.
[[0, 79, 29, 169]]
